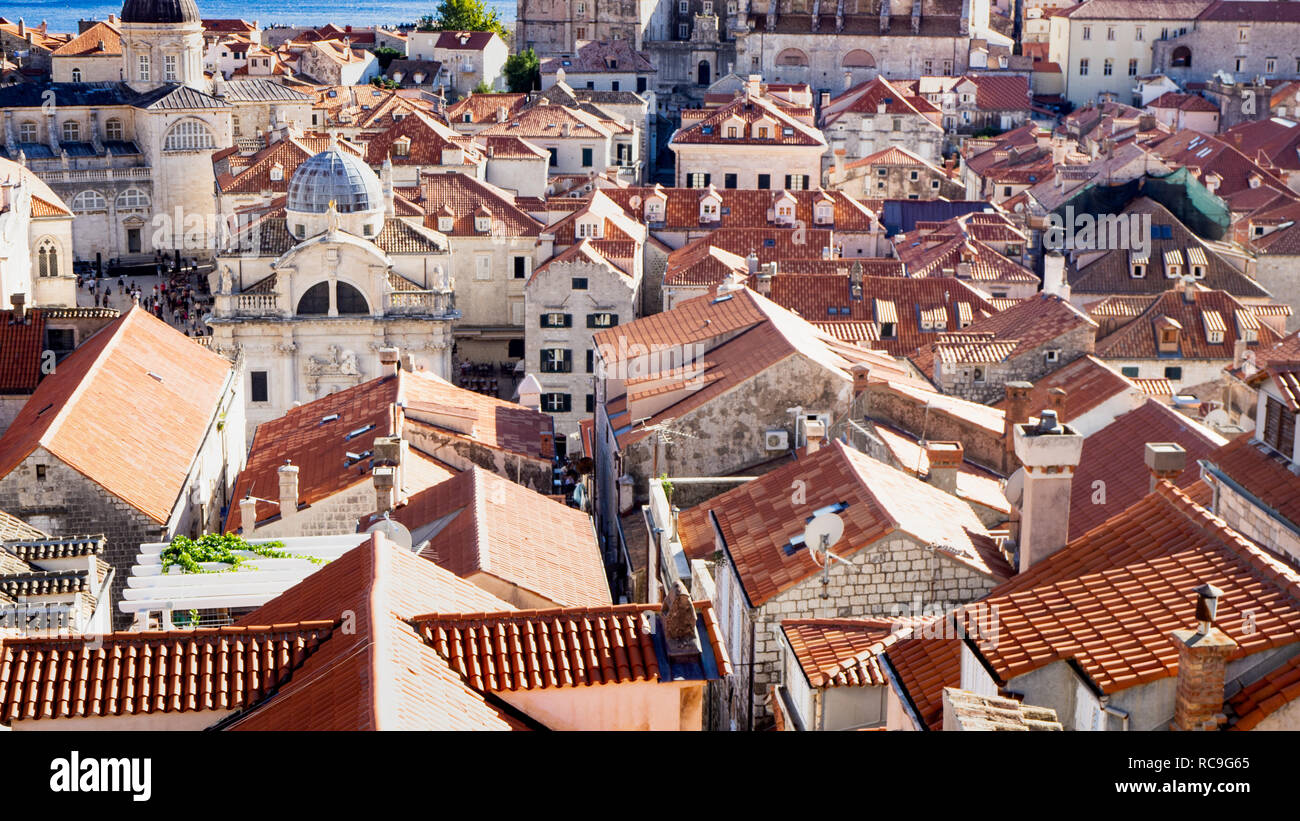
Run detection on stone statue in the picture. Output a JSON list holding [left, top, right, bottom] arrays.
[[220, 265, 234, 294]]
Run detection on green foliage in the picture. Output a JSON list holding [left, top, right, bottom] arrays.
[[372, 75, 402, 89], [161, 532, 323, 574], [659, 473, 674, 504], [372, 45, 404, 72], [473, 80, 493, 94], [504, 48, 540, 93], [416, 0, 507, 36]]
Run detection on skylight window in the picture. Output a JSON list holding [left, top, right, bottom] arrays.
[[345, 423, 375, 440], [321, 413, 340, 424]]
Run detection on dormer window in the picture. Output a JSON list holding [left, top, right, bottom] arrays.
[[270, 163, 284, 181], [577, 219, 602, 238], [394, 137, 411, 157], [1130, 250, 1148, 278], [700, 201, 720, 222], [475, 215, 491, 232], [439, 215, 454, 232], [1202, 309, 1226, 344], [645, 198, 664, 221], [815, 204, 833, 224]]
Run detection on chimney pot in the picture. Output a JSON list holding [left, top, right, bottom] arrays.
[[1012, 417, 1084, 572], [1170, 583, 1238, 731], [1144, 442, 1186, 491], [239, 497, 258, 533], [277, 461, 300, 519], [925, 441, 963, 494]]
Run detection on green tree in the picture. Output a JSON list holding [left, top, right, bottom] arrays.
[[417, 0, 507, 37], [372, 45, 404, 72], [503, 48, 540, 93], [473, 80, 493, 94]]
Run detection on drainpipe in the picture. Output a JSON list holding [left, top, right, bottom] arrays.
[[1100, 696, 1130, 731]]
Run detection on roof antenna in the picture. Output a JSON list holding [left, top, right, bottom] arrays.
[[803, 511, 849, 599]]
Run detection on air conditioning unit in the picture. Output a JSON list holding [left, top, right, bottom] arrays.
[[764, 429, 789, 451]]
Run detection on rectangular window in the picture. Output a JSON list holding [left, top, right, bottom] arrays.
[[678, 23, 689, 38], [586, 393, 596, 413], [164, 54, 177, 81], [548, 147, 558, 167], [1082, 26, 1091, 40], [581, 147, 593, 167], [475, 255, 492, 280], [1121, 366, 1139, 378], [1266, 58, 1277, 74], [1107, 27, 1115, 41], [572, 277, 588, 290], [1079, 58, 1089, 76], [514, 256, 528, 279], [138, 54, 150, 81], [251, 371, 269, 403], [1263, 396, 1297, 455], [1164, 366, 1183, 381], [586, 348, 594, 373], [1129, 59, 1138, 77], [1104, 59, 1113, 76], [541, 348, 573, 373], [36, 465, 46, 482], [724, 173, 738, 189], [587, 312, 618, 328], [1135, 26, 1143, 41], [757, 173, 771, 189], [541, 312, 572, 328], [542, 393, 572, 413]]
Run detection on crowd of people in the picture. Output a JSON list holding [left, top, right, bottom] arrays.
[[76, 259, 214, 338]]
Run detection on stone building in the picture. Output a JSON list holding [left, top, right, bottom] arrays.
[[829, 145, 964, 199], [0, 157, 76, 309], [674, 440, 1010, 730], [0, 19, 70, 78], [210, 142, 458, 437], [1152, 1, 1300, 87], [0, 307, 244, 629], [50, 21, 124, 83], [225, 365, 556, 537], [821, 76, 945, 164]]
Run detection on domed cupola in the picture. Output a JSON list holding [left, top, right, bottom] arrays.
[[285, 141, 387, 241], [120, 0, 201, 24]]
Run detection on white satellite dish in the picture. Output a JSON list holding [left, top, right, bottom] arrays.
[[803, 511, 845, 566], [366, 512, 413, 551]]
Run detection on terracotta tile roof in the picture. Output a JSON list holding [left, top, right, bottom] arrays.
[[411, 600, 729, 691], [782, 618, 925, 688], [1227, 653, 1300, 730], [1134, 377, 1175, 396], [883, 629, 961, 730], [0, 308, 231, 524], [824, 77, 944, 129], [377, 467, 611, 608], [996, 356, 1136, 423], [673, 94, 826, 147], [813, 320, 880, 343], [1148, 131, 1292, 204], [51, 21, 121, 56], [222, 534, 531, 731], [228, 370, 551, 531], [872, 423, 1010, 515], [1267, 365, 1300, 411], [478, 102, 617, 139], [414, 172, 542, 237], [842, 145, 929, 169], [476, 134, 548, 160], [664, 229, 864, 286], [599, 186, 876, 232], [960, 482, 1300, 693], [227, 214, 444, 256], [769, 274, 997, 359], [895, 226, 1038, 286], [1068, 400, 1224, 540], [1095, 288, 1281, 359], [675, 441, 1004, 608], [911, 292, 1095, 376], [971, 74, 1032, 112], [446, 93, 528, 125], [434, 30, 498, 50], [216, 135, 343, 195], [1205, 433, 1300, 530], [362, 111, 481, 167], [662, 240, 749, 287], [0, 310, 45, 394], [1148, 92, 1219, 113], [0, 621, 336, 722]]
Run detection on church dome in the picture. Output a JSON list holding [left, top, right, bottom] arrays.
[[120, 0, 201, 24], [286, 148, 384, 215]]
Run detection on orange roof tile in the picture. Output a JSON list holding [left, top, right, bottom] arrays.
[[991, 355, 1134, 422], [884, 628, 961, 730], [51, 21, 121, 57], [1096, 288, 1281, 359], [414, 172, 542, 237], [375, 467, 611, 608], [0, 310, 45, 394], [676, 441, 1005, 607], [1205, 433, 1300, 530], [412, 600, 729, 691], [1227, 653, 1300, 730], [782, 618, 923, 687], [961, 482, 1300, 693], [0, 308, 232, 523]]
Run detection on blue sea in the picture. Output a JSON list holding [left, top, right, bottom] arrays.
[[3, 0, 517, 33]]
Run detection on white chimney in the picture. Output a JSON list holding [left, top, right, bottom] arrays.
[[378, 346, 400, 373], [1013, 410, 1084, 572], [926, 441, 963, 494], [277, 462, 300, 519], [239, 497, 258, 534], [805, 419, 826, 454], [1042, 251, 1069, 300], [1145, 442, 1186, 492]]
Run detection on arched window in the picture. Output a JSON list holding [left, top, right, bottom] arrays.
[[71, 190, 106, 212], [71, 67, 82, 82], [116, 187, 150, 209], [104, 118, 123, 141], [18, 120, 37, 142], [297, 282, 330, 315], [163, 119, 215, 151], [841, 49, 875, 68], [775, 48, 809, 67], [697, 60, 711, 85], [61, 120, 80, 142], [36, 238, 59, 277], [1172, 46, 1192, 68], [337, 282, 369, 314]]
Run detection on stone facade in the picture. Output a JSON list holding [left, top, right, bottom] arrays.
[[1207, 476, 1300, 564], [830, 153, 964, 198], [1153, 18, 1300, 87], [933, 323, 1096, 403], [707, 531, 1001, 730]]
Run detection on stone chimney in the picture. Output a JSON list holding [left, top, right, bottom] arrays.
[[755, 261, 774, 296], [399, 352, 416, 372], [1042, 251, 1069, 300], [378, 346, 400, 374], [1170, 584, 1238, 731], [852, 363, 871, 398], [1232, 337, 1248, 369], [661, 579, 702, 663], [745, 249, 759, 275], [517, 373, 542, 411], [1144, 442, 1186, 492], [1047, 387, 1067, 422], [277, 461, 300, 519], [805, 419, 826, 454], [373, 466, 396, 513], [372, 435, 405, 508], [926, 441, 963, 494], [239, 497, 258, 534], [1013, 410, 1084, 572], [10, 293, 25, 323], [1002, 380, 1034, 473], [1182, 276, 1197, 303]]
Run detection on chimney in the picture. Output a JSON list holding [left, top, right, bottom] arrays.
[[745, 250, 759, 274], [239, 497, 258, 534], [805, 419, 826, 454], [1002, 380, 1033, 471], [1170, 584, 1238, 731], [10, 293, 25, 323], [819, 91, 830, 108], [497, 105, 507, 122], [1042, 251, 1069, 300], [1144, 442, 1186, 492], [1182, 276, 1196, 303], [373, 466, 396, 513], [661, 579, 702, 663], [378, 346, 400, 373], [755, 262, 774, 296], [1047, 387, 1067, 423], [517, 373, 542, 411], [926, 441, 963, 494], [1232, 337, 1248, 369], [399, 352, 416, 372], [372, 435, 405, 504], [1013, 409, 1084, 572], [277, 461, 300, 519], [852, 363, 871, 397]]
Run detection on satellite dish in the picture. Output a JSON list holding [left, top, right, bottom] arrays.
[[366, 512, 413, 551], [803, 511, 845, 567]]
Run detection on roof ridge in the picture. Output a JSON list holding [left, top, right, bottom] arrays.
[[365, 532, 395, 730]]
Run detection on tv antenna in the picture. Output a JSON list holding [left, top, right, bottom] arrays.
[[804, 511, 852, 599], [636, 417, 699, 477]]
